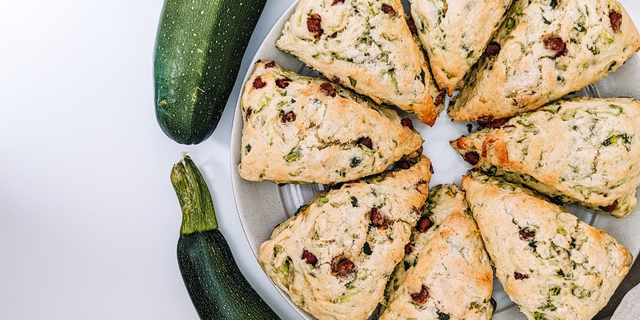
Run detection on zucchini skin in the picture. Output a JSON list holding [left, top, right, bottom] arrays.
[[171, 155, 280, 319], [154, 0, 267, 144], [178, 230, 280, 320]]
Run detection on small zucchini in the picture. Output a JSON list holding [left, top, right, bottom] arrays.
[[154, 0, 267, 144], [171, 155, 280, 319]]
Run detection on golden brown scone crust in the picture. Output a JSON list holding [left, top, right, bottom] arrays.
[[462, 172, 632, 320], [380, 184, 494, 320], [449, 0, 640, 122], [257, 156, 432, 320], [410, 0, 514, 96], [239, 61, 424, 184], [276, 0, 442, 125], [452, 97, 640, 218]]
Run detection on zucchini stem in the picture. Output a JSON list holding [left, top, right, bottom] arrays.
[[170, 154, 218, 235]]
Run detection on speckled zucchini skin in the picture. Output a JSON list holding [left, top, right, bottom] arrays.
[[154, 0, 267, 144]]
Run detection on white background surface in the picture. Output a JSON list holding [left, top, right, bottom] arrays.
[[0, 1, 638, 320]]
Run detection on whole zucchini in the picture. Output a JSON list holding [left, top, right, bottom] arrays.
[[155, 0, 267, 144], [170, 155, 280, 319]]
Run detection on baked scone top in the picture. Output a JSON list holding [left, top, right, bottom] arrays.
[[410, 0, 514, 96], [380, 184, 494, 320], [257, 156, 432, 320], [276, 0, 443, 125], [449, 0, 640, 122], [452, 97, 640, 218], [239, 61, 424, 184], [462, 172, 632, 320]]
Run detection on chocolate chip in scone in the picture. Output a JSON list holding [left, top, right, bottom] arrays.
[[276, 77, 291, 88], [600, 199, 619, 213], [265, 61, 276, 68], [544, 37, 567, 58], [245, 107, 253, 121], [332, 76, 341, 84], [381, 4, 395, 15], [281, 111, 296, 123], [320, 82, 336, 97], [417, 215, 433, 233], [401, 118, 414, 130], [406, 18, 417, 34], [370, 208, 389, 229], [307, 14, 324, 39], [463, 152, 480, 165], [410, 285, 429, 304], [416, 179, 428, 192], [435, 89, 447, 105], [332, 0, 344, 5], [429, 163, 434, 174], [252, 76, 266, 89], [486, 42, 501, 58], [302, 249, 318, 266], [476, 115, 494, 127], [467, 124, 473, 133], [357, 137, 373, 149], [404, 243, 414, 254], [487, 118, 509, 129], [610, 10, 622, 32], [395, 161, 410, 170], [490, 298, 497, 311], [514, 272, 529, 280], [331, 256, 356, 278], [519, 227, 536, 241]]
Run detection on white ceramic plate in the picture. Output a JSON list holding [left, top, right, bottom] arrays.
[[230, 2, 640, 319]]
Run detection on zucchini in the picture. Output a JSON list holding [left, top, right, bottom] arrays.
[[155, 0, 267, 144], [170, 155, 280, 319]]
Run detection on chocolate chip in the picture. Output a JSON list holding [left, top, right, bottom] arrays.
[[417, 216, 433, 233], [381, 4, 395, 15], [252, 76, 266, 89], [429, 163, 434, 174], [396, 161, 410, 170], [363, 242, 372, 255], [467, 124, 473, 133], [357, 137, 373, 149], [276, 77, 291, 88], [435, 89, 446, 105], [544, 37, 567, 58], [490, 298, 497, 311], [332, 0, 344, 5], [331, 257, 356, 278], [486, 42, 501, 57], [610, 10, 622, 32], [307, 14, 324, 39], [463, 152, 480, 165], [487, 118, 509, 129], [406, 18, 417, 34], [370, 208, 388, 229], [332, 76, 341, 84], [410, 285, 429, 303], [519, 227, 536, 241], [514, 272, 529, 280], [302, 249, 317, 266], [477, 115, 494, 127], [265, 61, 276, 68], [600, 199, 619, 213], [404, 243, 414, 254], [401, 118, 414, 130], [281, 111, 296, 123], [320, 82, 336, 97], [245, 107, 253, 121]]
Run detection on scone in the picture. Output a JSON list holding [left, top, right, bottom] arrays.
[[380, 184, 494, 320], [409, 0, 515, 96], [462, 171, 632, 320], [276, 0, 443, 126], [452, 97, 640, 218], [257, 156, 432, 320], [239, 61, 424, 184], [449, 0, 640, 123]]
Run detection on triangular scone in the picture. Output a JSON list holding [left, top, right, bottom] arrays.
[[449, 0, 640, 122], [380, 184, 494, 320], [276, 0, 443, 126], [409, 0, 515, 96], [239, 61, 424, 184], [257, 156, 432, 320], [452, 97, 640, 218], [462, 172, 632, 320]]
